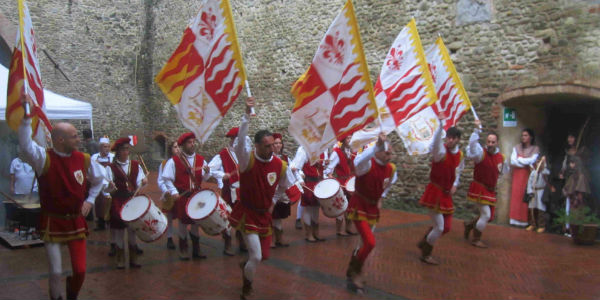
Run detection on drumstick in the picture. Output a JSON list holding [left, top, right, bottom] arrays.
[[301, 183, 315, 194]]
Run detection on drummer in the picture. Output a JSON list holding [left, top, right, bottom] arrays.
[[90, 136, 113, 232], [157, 141, 180, 250], [324, 135, 358, 236], [105, 137, 147, 269], [270, 132, 298, 248], [208, 127, 242, 255], [161, 132, 212, 260], [292, 145, 328, 242], [345, 133, 397, 293], [228, 97, 300, 300]]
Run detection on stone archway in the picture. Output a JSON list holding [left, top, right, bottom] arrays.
[[493, 84, 600, 226]]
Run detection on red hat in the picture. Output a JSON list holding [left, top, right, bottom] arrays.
[[177, 132, 196, 145], [111, 137, 131, 152], [272, 133, 283, 140], [225, 127, 239, 138]]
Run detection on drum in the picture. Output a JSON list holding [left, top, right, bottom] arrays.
[[314, 178, 348, 218], [186, 189, 231, 236], [120, 195, 168, 243], [344, 176, 356, 194]]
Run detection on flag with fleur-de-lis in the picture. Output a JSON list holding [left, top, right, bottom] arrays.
[[425, 37, 472, 130], [289, 0, 377, 164], [155, 0, 246, 143]]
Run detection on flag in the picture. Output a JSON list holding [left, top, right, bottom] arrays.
[[6, 0, 51, 146], [373, 18, 437, 133], [289, 0, 377, 164], [155, 0, 246, 144], [395, 106, 440, 155], [425, 37, 472, 130], [128, 135, 138, 146]]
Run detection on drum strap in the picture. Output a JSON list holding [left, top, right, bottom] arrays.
[[178, 153, 200, 190]]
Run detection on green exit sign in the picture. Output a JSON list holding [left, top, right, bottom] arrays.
[[503, 108, 517, 127]]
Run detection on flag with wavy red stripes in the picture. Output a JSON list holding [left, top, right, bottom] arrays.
[[373, 18, 438, 134], [289, 0, 377, 164], [6, 0, 51, 146], [425, 37, 472, 130], [155, 0, 246, 144]]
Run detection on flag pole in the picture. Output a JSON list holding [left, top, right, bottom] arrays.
[[17, 0, 31, 117], [471, 106, 482, 129], [244, 80, 256, 117]]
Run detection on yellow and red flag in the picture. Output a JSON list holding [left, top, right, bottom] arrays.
[[425, 37, 472, 130], [6, 0, 51, 146], [289, 0, 377, 164], [155, 0, 246, 143]]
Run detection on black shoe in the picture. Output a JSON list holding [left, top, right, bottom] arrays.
[[135, 246, 143, 255], [166, 237, 176, 250], [295, 219, 302, 230]]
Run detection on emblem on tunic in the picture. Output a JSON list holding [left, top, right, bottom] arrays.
[[74, 170, 84, 185], [267, 172, 277, 186]]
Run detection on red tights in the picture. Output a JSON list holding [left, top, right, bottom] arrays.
[[67, 239, 87, 295], [353, 220, 375, 263]]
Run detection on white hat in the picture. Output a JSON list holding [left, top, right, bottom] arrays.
[[99, 136, 110, 144]]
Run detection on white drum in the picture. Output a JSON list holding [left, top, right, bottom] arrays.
[[344, 176, 356, 194], [314, 178, 348, 218], [186, 189, 231, 236], [120, 195, 168, 243]]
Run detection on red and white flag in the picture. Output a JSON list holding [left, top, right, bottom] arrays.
[[425, 37, 472, 130], [5, 0, 51, 146], [374, 18, 437, 133], [155, 0, 246, 144], [289, 0, 377, 164]]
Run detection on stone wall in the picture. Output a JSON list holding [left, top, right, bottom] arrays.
[[1, 0, 599, 221]]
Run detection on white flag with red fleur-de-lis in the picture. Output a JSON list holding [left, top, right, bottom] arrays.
[[374, 18, 438, 134], [289, 0, 377, 164]]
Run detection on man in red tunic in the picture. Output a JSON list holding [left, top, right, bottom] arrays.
[[208, 127, 243, 255], [18, 95, 106, 300], [228, 97, 298, 300], [105, 137, 147, 268], [346, 133, 397, 293], [291, 146, 328, 242], [161, 132, 212, 260], [325, 135, 358, 236], [463, 120, 509, 248], [417, 113, 464, 265]]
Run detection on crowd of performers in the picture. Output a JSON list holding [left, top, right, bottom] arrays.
[[19, 93, 569, 300]]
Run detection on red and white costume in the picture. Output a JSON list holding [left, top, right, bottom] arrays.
[[325, 145, 357, 224], [419, 126, 464, 245], [209, 146, 240, 205], [292, 146, 327, 226], [347, 143, 397, 264], [228, 113, 297, 285], [19, 118, 106, 300], [466, 128, 509, 228], [509, 144, 539, 226]]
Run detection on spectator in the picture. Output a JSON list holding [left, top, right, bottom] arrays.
[[509, 128, 540, 227]]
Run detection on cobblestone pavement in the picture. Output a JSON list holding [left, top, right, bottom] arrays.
[[1, 173, 599, 299]]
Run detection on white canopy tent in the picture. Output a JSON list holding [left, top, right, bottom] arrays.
[[0, 64, 94, 136]]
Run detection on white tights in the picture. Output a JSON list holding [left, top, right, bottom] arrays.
[[45, 242, 63, 300], [166, 212, 174, 238], [476, 204, 491, 231], [114, 228, 137, 249], [296, 203, 303, 220], [273, 219, 283, 230], [302, 206, 319, 225], [426, 211, 444, 245], [242, 233, 261, 282]]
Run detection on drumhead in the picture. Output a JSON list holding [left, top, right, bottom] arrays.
[[345, 176, 356, 192], [314, 178, 340, 199], [187, 190, 218, 220], [121, 196, 150, 222]]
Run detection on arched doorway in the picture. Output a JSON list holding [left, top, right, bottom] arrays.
[[495, 84, 600, 228]]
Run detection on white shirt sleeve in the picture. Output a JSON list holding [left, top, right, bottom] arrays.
[[208, 154, 225, 189], [18, 118, 47, 174], [431, 126, 446, 163], [453, 157, 465, 187], [466, 129, 484, 163], [161, 158, 178, 196], [86, 159, 107, 204], [381, 169, 398, 198], [157, 163, 169, 194], [136, 164, 146, 187], [510, 148, 525, 168], [517, 153, 539, 167], [324, 150, 340, 176], [354, 144, 382, 176], [235, 114, 252, 172]]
